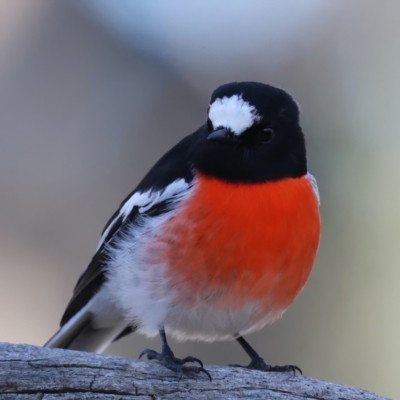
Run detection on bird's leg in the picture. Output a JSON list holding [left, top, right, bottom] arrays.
[[230, 335, 302, 375], [139, 328, 211, 380]]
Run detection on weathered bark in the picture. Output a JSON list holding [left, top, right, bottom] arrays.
[[0, 343, 387, 399]]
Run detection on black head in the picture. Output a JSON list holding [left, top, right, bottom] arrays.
[[191, 81, 307, 183]]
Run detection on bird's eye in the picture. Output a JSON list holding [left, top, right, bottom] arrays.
[[258, 128, 274, 144]]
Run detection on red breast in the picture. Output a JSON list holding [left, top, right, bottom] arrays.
[[162, 173, 320, 320]]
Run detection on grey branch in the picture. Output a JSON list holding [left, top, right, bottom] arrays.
[[0, 343, 387, 399]]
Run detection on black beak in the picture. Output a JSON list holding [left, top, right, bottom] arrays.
[[207, 128, 232, 143]]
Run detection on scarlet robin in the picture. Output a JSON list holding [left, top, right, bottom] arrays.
[[45, 81, 321, 379]]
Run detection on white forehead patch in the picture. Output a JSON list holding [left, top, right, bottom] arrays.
[[208, 94, 261, 136]]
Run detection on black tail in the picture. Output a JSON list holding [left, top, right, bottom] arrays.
[[44, 305, 128, 353]]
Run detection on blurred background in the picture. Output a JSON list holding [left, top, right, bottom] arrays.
[[0, 0, 398, 398]]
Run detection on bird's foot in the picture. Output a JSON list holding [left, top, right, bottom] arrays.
[[139, 348, 211, 380], [230, 356, 302, 376]]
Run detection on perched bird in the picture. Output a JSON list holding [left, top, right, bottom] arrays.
[[45, 81, 321, 379]]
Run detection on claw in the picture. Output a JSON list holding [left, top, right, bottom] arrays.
[[178, 371, 184, 382], [199, 367, 212, 381], [193, 358, 204, 368], [180, 365, 212, 381], [274, 364, 302, 375], [180, 356, 204, 368], [177, 365, 211, 381], [291, 365, 302, 376], [138, 349, 147, 360], [139, 349, 162, 362]]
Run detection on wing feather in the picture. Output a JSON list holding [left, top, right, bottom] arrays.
[[60, 132, 198, 327]]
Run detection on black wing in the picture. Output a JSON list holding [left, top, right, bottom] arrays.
[[60, 132, 198, 327]]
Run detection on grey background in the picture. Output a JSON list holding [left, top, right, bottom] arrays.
[[0, 1, 399, 398]]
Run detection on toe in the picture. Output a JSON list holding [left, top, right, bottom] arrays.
[[230, 361, 302, 375], [180, 356, 204, 368], [288, 365, 302, 375], [181, 365, 212, 381], [138, 349, 163, 362], [272, 364, 302, 375]]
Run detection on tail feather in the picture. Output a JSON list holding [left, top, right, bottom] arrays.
[[44, 305, 127, 353]]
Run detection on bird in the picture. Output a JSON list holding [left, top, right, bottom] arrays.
[[45, 81, 321, 380]]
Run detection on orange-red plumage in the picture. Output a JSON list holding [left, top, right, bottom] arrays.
[[164, 173, 320, 321]]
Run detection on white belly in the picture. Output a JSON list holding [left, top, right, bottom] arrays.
[[100, 211, 284, 341]]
